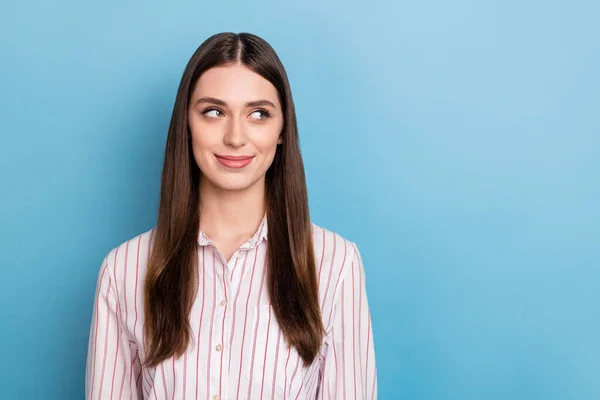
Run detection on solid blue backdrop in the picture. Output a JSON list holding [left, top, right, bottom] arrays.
[[1, 1, 598, 399]]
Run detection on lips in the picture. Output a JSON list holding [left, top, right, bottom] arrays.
[[215, 154, 254, 169], [215, 155, 254, 161]]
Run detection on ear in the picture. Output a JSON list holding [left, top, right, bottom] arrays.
[[277, 133, 283, 145]]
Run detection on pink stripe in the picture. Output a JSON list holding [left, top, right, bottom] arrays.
[[328, 377, 332, 400], [90, 264, 108, 398], [143, 372, 152, 391], [141, 372, 150, 398], [135, 353, 142, 389], [118, 241, 132, 399], [228, 251, 249, 373], [259, 307, 272, 400], [218, 259, 229, 395], [366, 309, 373, 399], [302, 364, 314, 396], [148, 231, 156, 399], [127, 351, 134, 400], [132, 236, 141, 348], [288, 356, 301, 400], [161, 361, 168, 398], [370, 363, 377, 399], [196, 246, 206, 400], [111, 247, 120, 297], [108, 247, 122, 399], [96, 276, 113, 400], [270, 328, 281, 400], [352, 261, 357, 398], [229, 256, 239, 282], [322, 351, 326, 400], [126, 346, 135, 399], [326, 242, 348, 330], [235, 247, 260, 400], [141, 375, 149, 398], [152, 369, 159, 398], [341, 281, 346, 400], [141, 228, 155, 367], [333, 328, 338, 393], [321, 233, 336, 308], [317, 230, 327, 305], [357, 255, 364, 397], [293, 379, 304, 400], [206, 250, 217, 400], [130, 236, 142, 400], [123, 241, 129, 332], [307, 361, 321, 396], [247, 268, 267, 398], [172, 356, 177, 400], [118, 342, 127, 398], [108, 248, 122, 398], [182, 351, 187, 400], [283, 347, 291, 400]]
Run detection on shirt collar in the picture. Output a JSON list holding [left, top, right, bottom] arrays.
[[198, 213, 268, 249]]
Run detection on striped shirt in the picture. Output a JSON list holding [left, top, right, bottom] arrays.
[[85, 215, 377, 399]]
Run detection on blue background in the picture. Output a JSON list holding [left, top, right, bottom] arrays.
[[1, 1, 598, 399]]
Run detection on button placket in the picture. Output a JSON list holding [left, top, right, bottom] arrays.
[[216, 257, 231, 400], [228, 250, 245, 291]]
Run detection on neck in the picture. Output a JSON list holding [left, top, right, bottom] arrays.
[[198, 177, 266, 242]]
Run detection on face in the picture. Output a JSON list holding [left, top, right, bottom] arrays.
[[187, 63, 284, 193]]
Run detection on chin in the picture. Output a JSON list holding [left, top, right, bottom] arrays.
[[205, 174, 259, 192], [217, 182, 254, 191]]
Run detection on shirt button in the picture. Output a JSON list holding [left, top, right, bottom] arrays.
[[236, 252, 244, 259], [220, 299, 227, 306], [215, 344, 222, 351], [213, 396, 220, 400]]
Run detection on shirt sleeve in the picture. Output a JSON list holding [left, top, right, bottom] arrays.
[[85, 253, 142, 400], [319, 242, 378, 399]]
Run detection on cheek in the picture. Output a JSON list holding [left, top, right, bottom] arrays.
[[189, 118, 215, 151], [254, 140, 280, 164], [189, 131, 215, 167], [252, 125, 283, 153]]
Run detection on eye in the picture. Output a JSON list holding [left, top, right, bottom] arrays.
[[202, 108, 223, 118], [249, 109, 271, 120]]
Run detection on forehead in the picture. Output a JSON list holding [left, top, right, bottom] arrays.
[[192, 64, 279, 106]]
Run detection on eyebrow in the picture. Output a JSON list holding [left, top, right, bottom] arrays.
[[194, 96, 277, 108]]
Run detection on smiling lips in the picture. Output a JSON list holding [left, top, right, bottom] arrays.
[[215, 154, 255, 169]]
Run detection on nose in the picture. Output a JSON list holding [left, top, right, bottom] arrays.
[[223, 117, 247, 148]]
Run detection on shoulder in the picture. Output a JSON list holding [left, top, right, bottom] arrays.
[[310, 221, 359, 260], [311, 220, 360, 259], [310, 221, 366, 331], [310, 221, 360, 288], [96, 227, 156, 299]]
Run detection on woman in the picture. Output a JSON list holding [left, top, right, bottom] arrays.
[[86, 32, 377, 400]]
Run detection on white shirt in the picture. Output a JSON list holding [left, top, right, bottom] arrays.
[[85, 215, 377, 399]]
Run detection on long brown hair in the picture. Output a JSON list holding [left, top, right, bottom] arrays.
[[143, 32, 323, 368]]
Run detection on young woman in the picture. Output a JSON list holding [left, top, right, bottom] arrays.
[[85, 32, 377, 400]]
